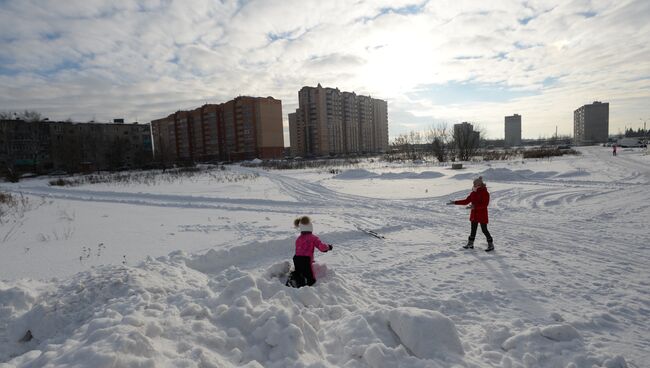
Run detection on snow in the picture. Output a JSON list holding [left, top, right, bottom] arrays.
[[0, 146, 648, 367], [387, 307, 464, 359]]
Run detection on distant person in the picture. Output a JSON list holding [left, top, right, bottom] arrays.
[[447, 176, 494, 252], [612, 144, 617, 156], [286, 216, 332, 288]]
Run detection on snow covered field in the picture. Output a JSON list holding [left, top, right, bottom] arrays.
[[0, 146, 648, 367]]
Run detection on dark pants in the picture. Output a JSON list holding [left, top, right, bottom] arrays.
[[292, 255, 315, 287], [469, 222, 493, 243]]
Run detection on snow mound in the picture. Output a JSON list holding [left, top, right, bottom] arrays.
[[453, 168, 524, 182], [540, 324, 581, 341], [500, 324, 626, 368], [388, 307, 464, 358], [0, 253, 634, 368], [379, 171, 444, 180], [554, 169, 590, 178], [334, 169, 377, 179], [4, 253, 471, 367], [183, 237, 293, 274], [335, 169, 444, 180], [455, 168, 573, 182]]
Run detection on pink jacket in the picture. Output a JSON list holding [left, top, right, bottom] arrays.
[[295, 232, 330, 263]]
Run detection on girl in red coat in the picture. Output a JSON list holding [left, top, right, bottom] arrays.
[[447, 176, 494, 252]]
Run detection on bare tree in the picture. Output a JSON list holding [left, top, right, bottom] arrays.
[[0, 110, 44, 122], [453, 123, 481, 161], [426, 123, 451, 162]]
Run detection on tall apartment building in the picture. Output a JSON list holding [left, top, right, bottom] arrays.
[[0, 119, 152, 173], [453, 122, 480, 144], [289, 84, 388, 157], [151, 96, 284, 162], [574, 101, 609, 145], [504, 114, 522, 147]]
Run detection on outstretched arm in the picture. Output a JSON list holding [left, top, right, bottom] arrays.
[[453, 193, 473, 206], [313, 236, 331, 253]]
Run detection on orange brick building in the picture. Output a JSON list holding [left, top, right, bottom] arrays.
[[151, 96, 284, 162]]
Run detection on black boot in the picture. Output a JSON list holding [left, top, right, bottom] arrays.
[[463, 239, 474, 249], [485, 241, 494, 252]]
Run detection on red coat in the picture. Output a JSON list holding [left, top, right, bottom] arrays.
[[454, 186, 490, 224]]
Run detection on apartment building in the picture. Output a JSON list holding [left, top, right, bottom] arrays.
[[453, 122, 480, 144], [504, 114, 522, 147], [289, 84, 388, 157], [0, 119, 152, 173], [574, 101, 609, 145], [151, 96, 284, 163]]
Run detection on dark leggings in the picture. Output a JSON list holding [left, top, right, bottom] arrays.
[[469, 222, 493, 242], [293, 255, 316, 287]]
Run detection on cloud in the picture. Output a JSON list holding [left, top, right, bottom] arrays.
[[0, 0, 648, 140]]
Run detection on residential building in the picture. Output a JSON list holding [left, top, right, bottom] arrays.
[[574, 101, 609, 145], [0, 119, 152, 173], [151, 96, 284, 163], [453, 122, 480, 143], [504, 114, 522, 147], [289, 84, 388, 157]]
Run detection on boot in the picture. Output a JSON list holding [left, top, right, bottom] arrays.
[[485, 241, 494, 252], [463, 239, 474, 249]]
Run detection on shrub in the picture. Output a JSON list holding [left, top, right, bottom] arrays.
[[46, 166, 258, 187], [3, 169, 20, 183], [0, 191, 30, 224], [242, 158, 362, 170], [523, 148, 580, 159]]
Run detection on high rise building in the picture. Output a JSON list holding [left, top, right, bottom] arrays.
[[504, 114, 522, 147], [289, 84, 388, 157], [574, 101, 609, 145], [453, 122, 480, 144], [151, 96, 284, 162]]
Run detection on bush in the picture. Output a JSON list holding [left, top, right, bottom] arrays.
[[3, 169, 20, 183], [242, 158, 362, 170], [49, 178, 67, 186], [523, 148, 580, 159], [46, 166, 258, 187], [0, 191, 30, 224]]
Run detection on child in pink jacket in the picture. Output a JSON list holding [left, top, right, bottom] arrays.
[[289, 216, 332, 288]]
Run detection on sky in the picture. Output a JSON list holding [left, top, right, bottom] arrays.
[[0, 0, 649, 144]]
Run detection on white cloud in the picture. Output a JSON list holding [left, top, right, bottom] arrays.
[[0, 0, 648, 139]]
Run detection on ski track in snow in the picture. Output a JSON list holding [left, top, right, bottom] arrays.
[[0, 147, 648, 367]]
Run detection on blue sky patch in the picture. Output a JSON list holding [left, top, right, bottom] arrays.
[[543, 77, 559, 87], [379, 2, 427, 16], [519, 16, 535, 25], [578, 11, 597, 18], [43, 32, 62, 41]]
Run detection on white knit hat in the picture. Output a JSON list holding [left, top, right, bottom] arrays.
[[298, 222, 313, 232], [294, 216, 313, 232]]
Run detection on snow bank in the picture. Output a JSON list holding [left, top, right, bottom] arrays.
[[554, 169, 591, 178], [1, 251, 468, 368], [453, 167, 589, 182], [0, 247, 633, 368], [500, 324, 626, 368], [335, 169, 444, 180], [387, 307, 464, 359]]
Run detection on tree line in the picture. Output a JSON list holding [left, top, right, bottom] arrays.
[[387, 123, 483, 162]]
